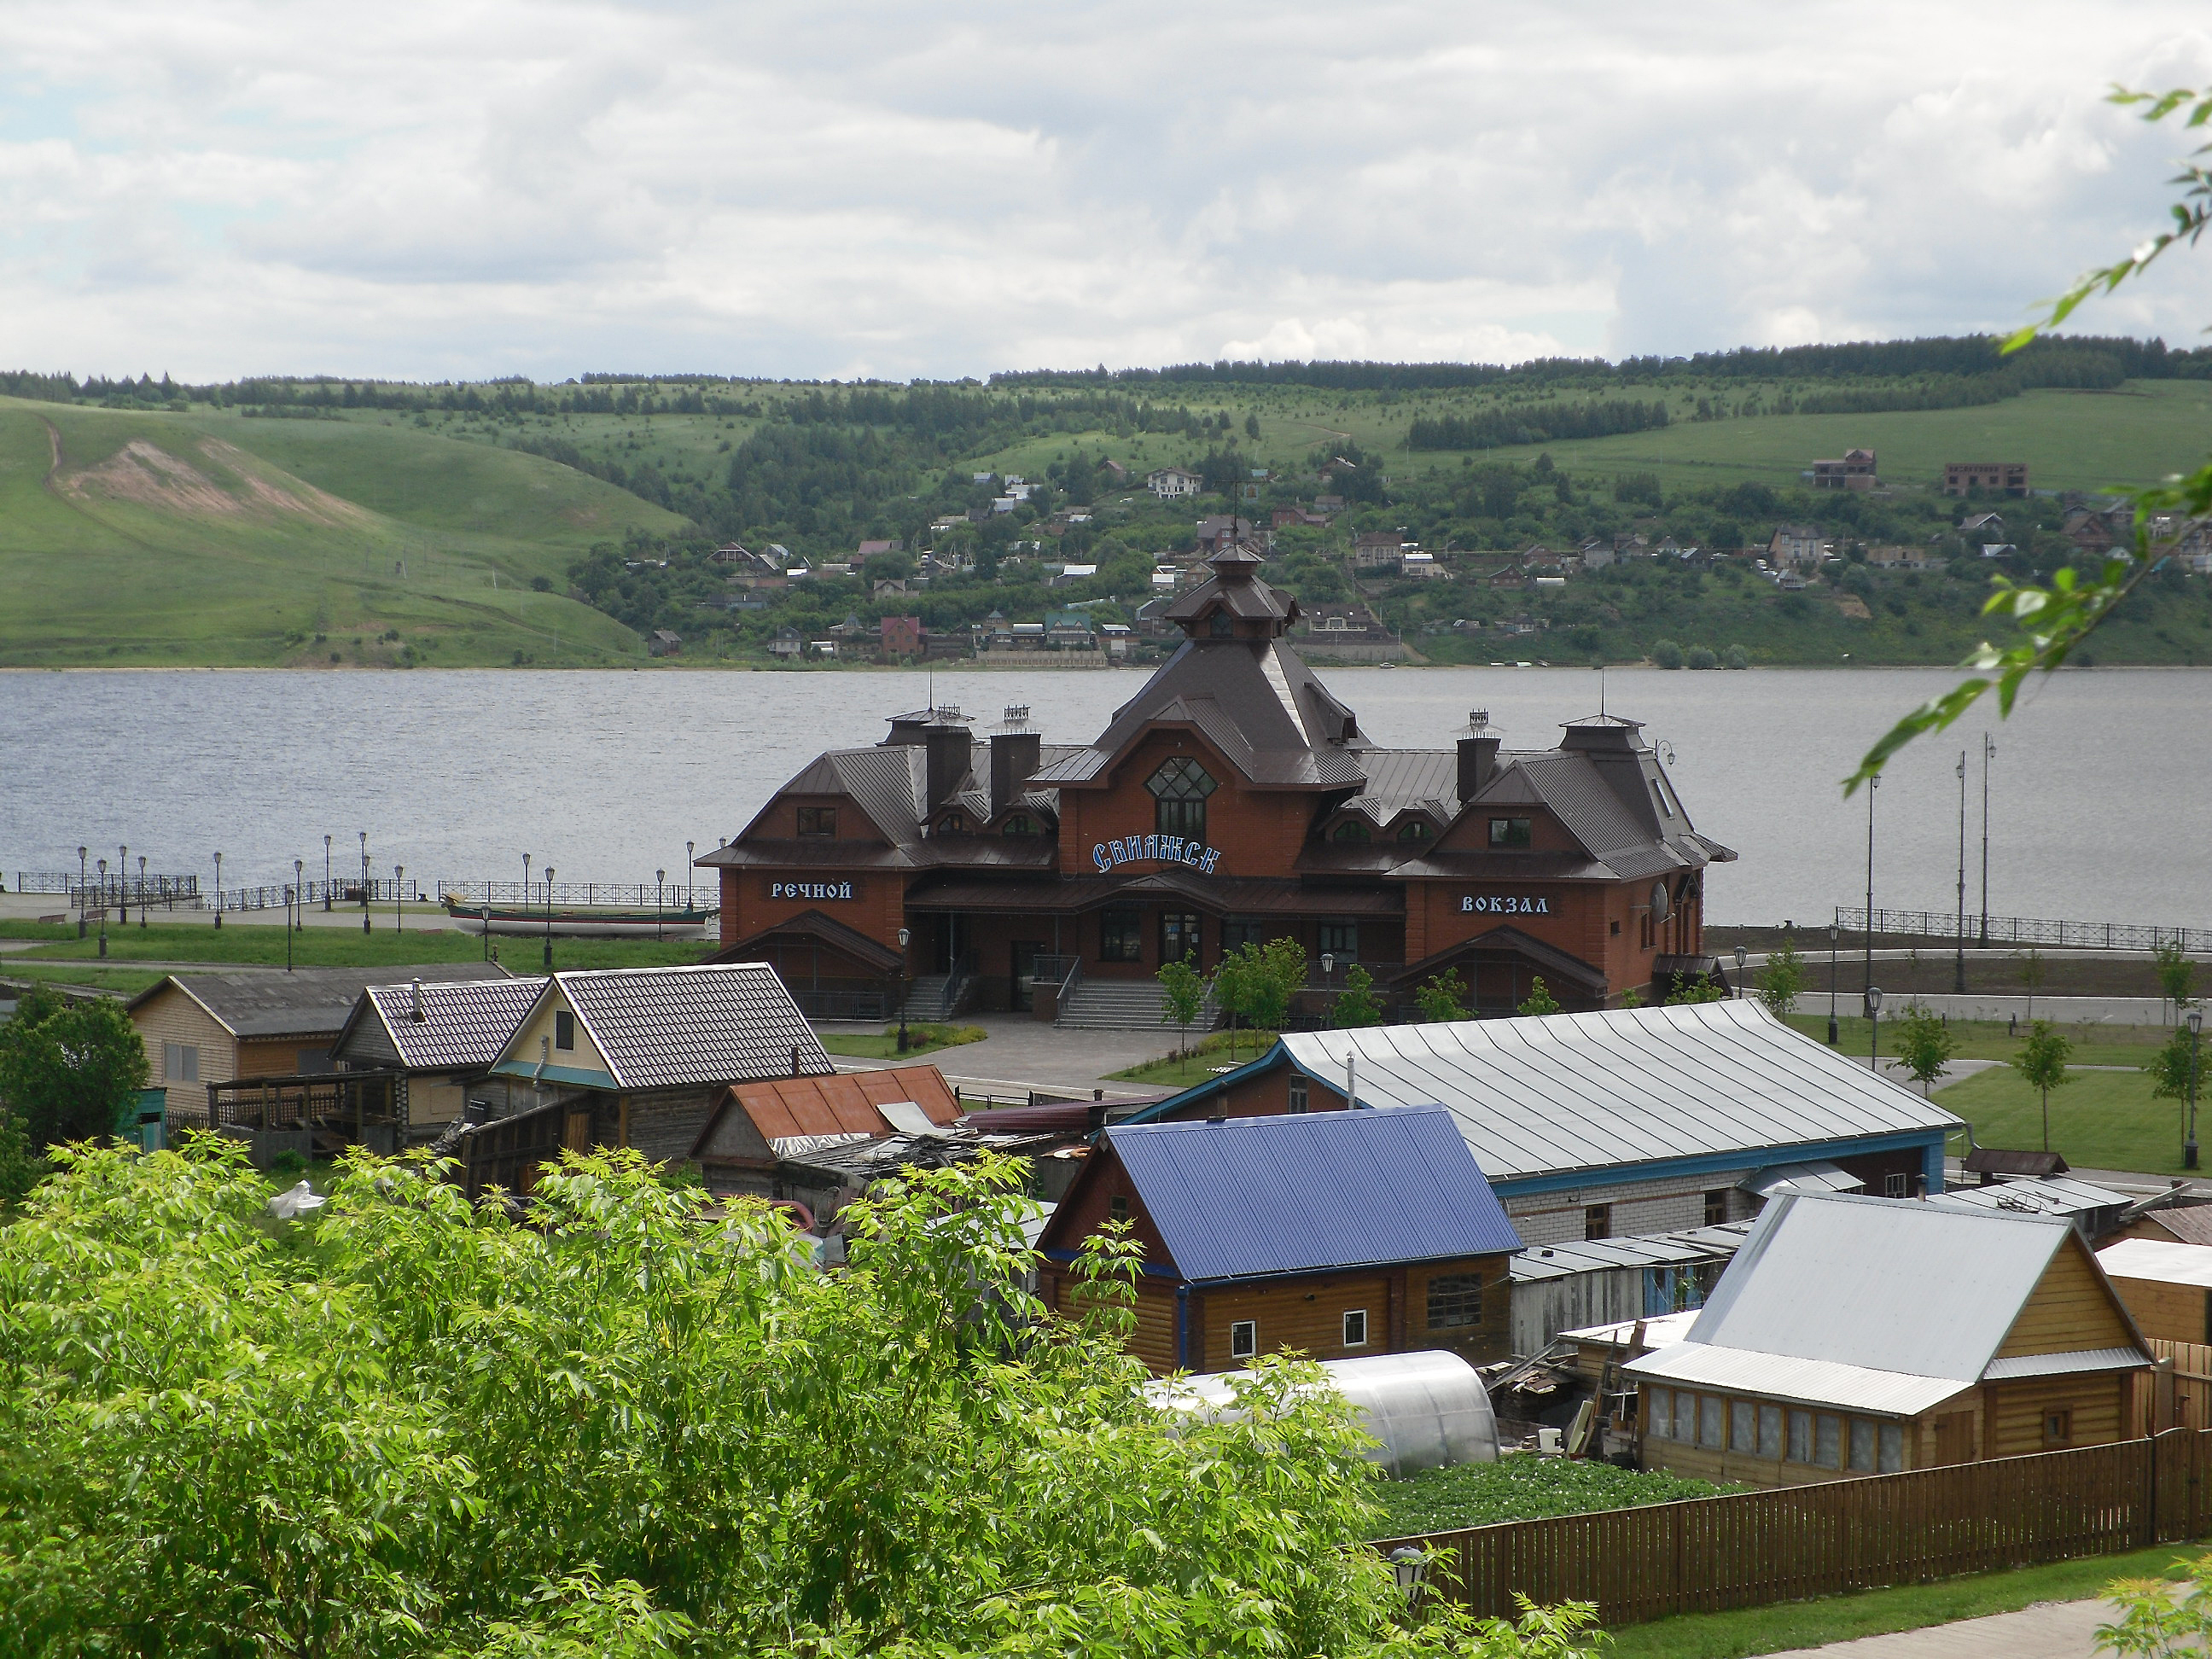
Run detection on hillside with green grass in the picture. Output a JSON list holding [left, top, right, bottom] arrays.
[[0, 399, 683, 667], [8, 337, 2212, 667]]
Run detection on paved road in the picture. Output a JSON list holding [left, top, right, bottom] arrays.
[[825, 1013, 1188, 1103], [1801, 1597, 2123, 1656]]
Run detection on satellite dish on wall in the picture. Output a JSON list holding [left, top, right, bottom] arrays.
[[1650, 881, 1672, 923]]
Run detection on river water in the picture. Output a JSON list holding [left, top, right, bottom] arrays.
[[2, 665, 2203, 928]]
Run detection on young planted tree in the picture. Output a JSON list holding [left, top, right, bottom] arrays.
[[1517, 976, 1563, 1017], [1253, 936, 1309, 1038], [0, 983, 149, 1150], [1414, 969, 1470, 1024], [2013, 1019, 2075, 1152], [1664, 976, 1728, 1006], [2017, 947, 2046, 1022], [2147, 1023, 2206, 1109], [1157, 954, 1207, 1059], [1208, 947, 1254, 1061], [2155, 938, 2198, 1025], [1756, 940, 1806, 1018], [1331, 965, 1384, 1029], [1893, 1006, 1959, 1097]]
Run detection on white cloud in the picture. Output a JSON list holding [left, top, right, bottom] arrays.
[[1, 1, 2209, 380]]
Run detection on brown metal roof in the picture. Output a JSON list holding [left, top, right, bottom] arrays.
[[502, 963, 833, 1090], [904, 870, 1405, 916], [343, 975, 548, 1070], [133, 963, 513, 1041], [692, 1064, 962, 1156], [707, 907, 905, 975]]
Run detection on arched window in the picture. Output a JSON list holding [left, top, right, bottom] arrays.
[[1148, 756, 1217, 841], [1331, 819, 1371, 843], [1208, 610, 1234, 637], [1002, 814, 1037, 837], [1397, 820, 1431, 843]]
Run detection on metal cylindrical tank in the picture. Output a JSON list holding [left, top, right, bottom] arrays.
[[1147, 1348, 1498, 1476]]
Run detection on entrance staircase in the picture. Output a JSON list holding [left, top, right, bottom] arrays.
[[1056, 979, 1222, 1033], [901, 974, 963, 1023]]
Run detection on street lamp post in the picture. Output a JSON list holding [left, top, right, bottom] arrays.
[[522, 853, 531, 913], [2187, 1009, 2204, 1172], [118, 845, 128, 926], [284, 883, 294, 973], [1322, 951, 1336, 992], [1863, 774, 1879, 1000], [1980, 733, 1995, 946], [895, 926, 911, 1051], [543, 867, 555, 970], [212, 851, 223, 931], [1734, 943, 1748, 998], [1866, 985, 1883, 1073], [324, 835, 334, 911], [137, 856, 147, 928], [1954, 751, 1968, 992], [656, 870, 666, 943], [96, 859, 108, 958], [359, 831, 371, 933], [394, 865, 405, 934], [686, 841, 696, 909], [294, 859, 305, 931], [1827, 920, 1840, 1046], [76, 847, 87, 938]]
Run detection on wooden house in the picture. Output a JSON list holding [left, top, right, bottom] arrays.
[[1035, 1104, 1522, 1375], [2097, 1238, 2212, 1344], [329, 974, 548, 1137], [129, 965, 512, 1101], [1626, 1191, 2152, 1488]]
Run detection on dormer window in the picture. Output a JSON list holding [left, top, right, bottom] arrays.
[[1650, 779, 1674, 818], [939, 811, 967, 835], [796, 806, 836, 838], [1331, 819, 1371, 843], [1488, 818, 1532, 848], [1397, 821, 1431, 843], [1002, 814, 1037, 837], [1208, 611, 1234, 637]]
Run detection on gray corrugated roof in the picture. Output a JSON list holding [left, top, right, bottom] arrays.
[[1924, 1175, 2131, 1220], [1231, 1000, 1962, 1182], [138, 963, 512, 1039], [1683, 1190, 2085, 1383], [359, 976, 547, 1070], [550, 963, 833, 1090], [1100, 1105, 1522, 1281], [1510, 1219, 1756, 1282]]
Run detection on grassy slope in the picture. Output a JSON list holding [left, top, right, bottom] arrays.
[[3, 918, 710, 973], [1607, 1543, 2201, 1659], [0, 399, 686, 667], [1938, 1064, 2188, 1174]]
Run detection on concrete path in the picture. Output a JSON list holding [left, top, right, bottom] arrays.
[[823, 1013, 1189, 1103], [1802, 1597, 2126, 1656]]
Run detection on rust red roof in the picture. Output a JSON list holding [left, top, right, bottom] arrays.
[[694, 1063, 962, 1158]]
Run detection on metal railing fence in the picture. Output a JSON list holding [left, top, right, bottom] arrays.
[[1837, 906, 2211, 953]]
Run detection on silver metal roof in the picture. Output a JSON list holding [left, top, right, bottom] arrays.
[[1681, 1190, 2094, 1383], [1926, 1175, 2132, 1221], [1275, 1000, 1962, 1183], [1982, 1347, 2148, 1380], [1626, 1342, 1975, 1417], [1558, 1308, 1701, 1348], [1740, 1160, 1865, 1200], [2098, 1237, 2212, 1289], [1510, 1219, 1756, 1284]]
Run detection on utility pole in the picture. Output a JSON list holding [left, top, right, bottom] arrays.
[[1864, 773, 1879, 997], [1954, 750, 1968, 993], [1979, 734, 1994, 946]]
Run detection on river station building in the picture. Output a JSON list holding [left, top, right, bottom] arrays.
[[703, 544, 1734, 1020]]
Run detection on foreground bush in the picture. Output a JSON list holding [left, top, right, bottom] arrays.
[[0, 1140, 1603, 1657]]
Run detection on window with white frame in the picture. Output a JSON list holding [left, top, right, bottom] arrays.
[[1229, 1320, 1257, 1359], [1288, 1076, 1309, 1114], [163, 1042, 201, 1083], [1647, 1387, 1672, 1436], [1342, 1309, 1368, 1348]]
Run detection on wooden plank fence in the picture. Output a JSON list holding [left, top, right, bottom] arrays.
[[1377, 1427, 2212, 1627]]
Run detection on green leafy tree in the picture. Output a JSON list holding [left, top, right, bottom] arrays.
[[1650, 638, 1685, 670], [1849, 83, 2212, 791], [2155, 938, 2198, 1024], [1893, 1006, 1959, 1097], [1157, 955, 1207, 1057], [1756, 940, 1806, 1017], [2013, 1019, 2075, 1151], [1415, 969, 1470, 1024], [1517, 976, 1563, 1016], [0, 983, 148, 1149], [1254, 936, 1309, 1037], [0, 1138, 1604, 1658], [1332, 965, 1385, 1028], [1664, 976, 1728, 1005], [1616, 985, 1644, 1010], [1209, 946, 1255, 1060], [2147, 1022, 2206, 1106]]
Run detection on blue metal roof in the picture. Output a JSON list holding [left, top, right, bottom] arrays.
[[1104, 1105, 1522, 1284]]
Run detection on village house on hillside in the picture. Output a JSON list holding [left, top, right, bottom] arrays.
[[1037, 1105, 1523, 1374], [1627, 1191, 2151, 1487], [330, 973, 548, 1138]]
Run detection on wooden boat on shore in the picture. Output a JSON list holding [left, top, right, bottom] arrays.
[[443, 896, 719, 939]]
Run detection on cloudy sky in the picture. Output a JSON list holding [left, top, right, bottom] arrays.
[[3, 2, 2209, 382]]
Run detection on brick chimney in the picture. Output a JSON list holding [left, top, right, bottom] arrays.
[[990, 704, 1042, 820], [1457, 709, 1501, 804], [923, 713, 972, 812]]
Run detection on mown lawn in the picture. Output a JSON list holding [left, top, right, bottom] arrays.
[[0, 964, 171, 998], [3, 919, 709, 974], [1605, 1542, 2205, 1658], [1108, 1030, 1281, 1088], [1784, 1013, 2180, 1070], [1369, 1456, 1738, 1540], [818, 1024, 987, 1061], [1938, 1064, 2195, 1175]]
